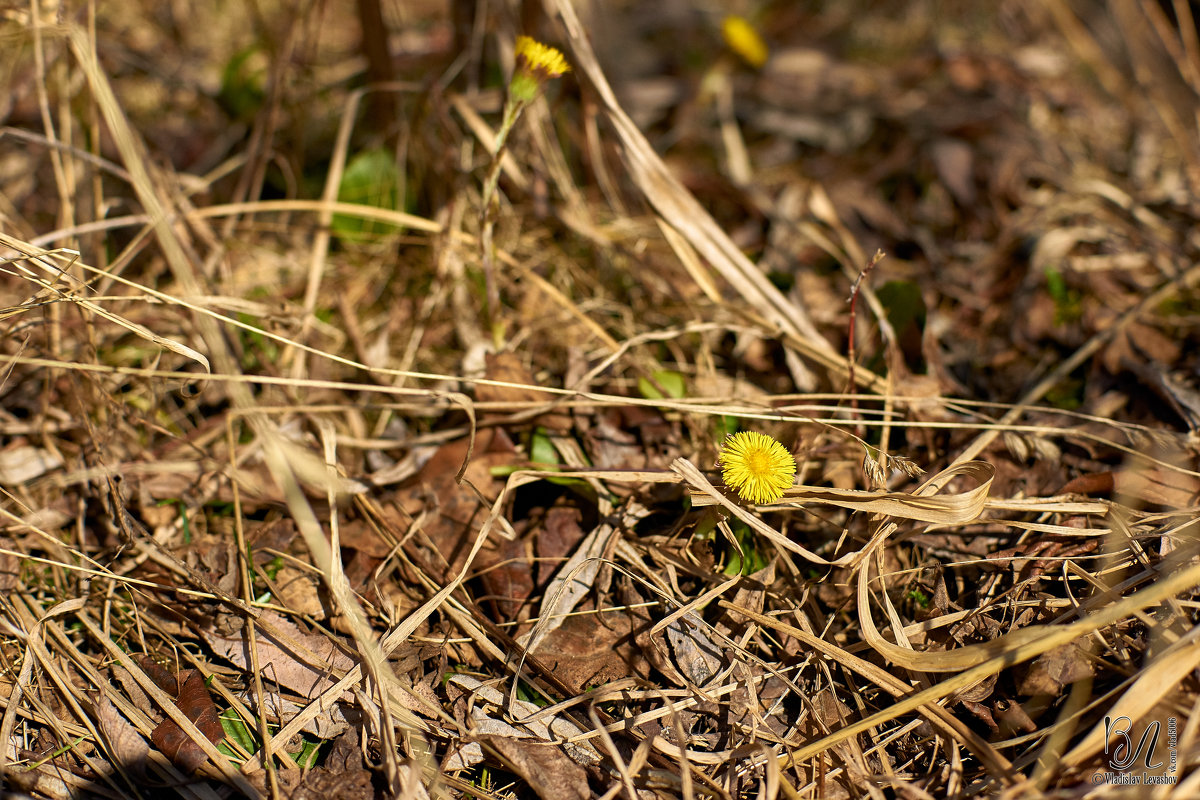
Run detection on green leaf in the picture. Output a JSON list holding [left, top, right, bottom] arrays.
[[333, 149, 402, 242], [263, 555, 284, 581], [528, 427, 560, 467], [718, 415, 740, 438], [515, 679, 549, 706], [876, 280, 926, 335], [219, 708, 257, 754], [723, 519, 770, 576], [290, 738, 321, 769], [218, 47, 266, 122], [638, 370, 686, 400], [1044, 267, 1082, 325]]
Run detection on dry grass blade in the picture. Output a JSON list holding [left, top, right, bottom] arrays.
[[1062, 623, 1200, 767], [0, 235, 210, 370], [791, 548, 1200, 766], [690, 461, 995, 524], [725, 602, 1018, 783], [677, 458, 994, 567]]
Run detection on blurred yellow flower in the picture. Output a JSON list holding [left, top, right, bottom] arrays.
[[721, 16, 769, 69], [719, 431, 796, 504], [516, 36, 570, 79], [510, 37, 570, 103]]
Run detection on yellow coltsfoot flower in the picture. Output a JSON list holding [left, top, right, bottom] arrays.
[[515, 36, 570, 79], [721, 15, 769, 69], [481, 36, 571, 338], [718, 431, 796, 505], [510, 36, 570, 103]]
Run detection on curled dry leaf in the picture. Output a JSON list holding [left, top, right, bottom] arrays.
[[445, 674, 601, 768], [139, 656, 224, 772], [112, 664, 153, 717], [1016, 643, 1093, 697], [664, 611, 724, 687], [273, 565, 326, 618]]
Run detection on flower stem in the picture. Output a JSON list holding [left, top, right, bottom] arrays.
[[480, 97, 527, 347]]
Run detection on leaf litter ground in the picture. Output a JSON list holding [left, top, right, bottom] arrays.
[[1, 1, 1199, 799]]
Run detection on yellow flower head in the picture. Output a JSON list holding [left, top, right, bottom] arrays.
[[515, 36, 570, 80], [721, 16, 769, 69], [718, 432, 796, 505], [510, 37, 570, 103]]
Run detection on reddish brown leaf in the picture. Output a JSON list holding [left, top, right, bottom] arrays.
[[139, 656, 178, 696], [336, 517, 394, 558], [140, 657, 223, 772], [538, 611, 647, 694], [391, 428, 513, 580], [993, 697, 1037, 738], [536, 506, 585, 585], [1058, 471, 1116, 496], [477, 535, 534, 621]]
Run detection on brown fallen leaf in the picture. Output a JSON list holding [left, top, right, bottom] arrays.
[[203, 610, 355, 701], [993, 697, 1038, 738], [272, 565, 327, 618], [1017, 643, 1093, 697], [391, 428, 513, 582], [536, 611, 646, 694], [477, 734, 590, 800], [112, 664, 154, 717], [1114, 467, 1200, 509], [535, 506, 586, 586], [139, 656, 224, 772], [1059, 466, 1200, 509], [92, 691, 150, 778], [930, 137, 976, 207], [797, 688, 872, 800], [477, 535, 534, 622]]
